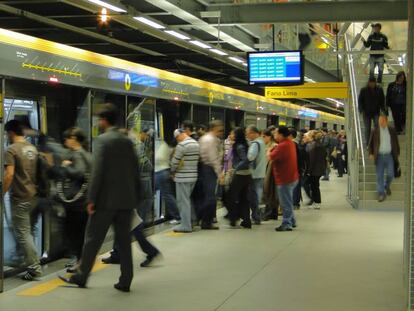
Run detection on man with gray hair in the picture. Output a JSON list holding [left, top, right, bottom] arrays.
[[246, 125, 266, 225], [171, 129, 200, 232]]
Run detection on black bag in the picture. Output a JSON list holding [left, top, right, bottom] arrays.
[[36, 153, 51, 198], [394, 158, 401, 178]]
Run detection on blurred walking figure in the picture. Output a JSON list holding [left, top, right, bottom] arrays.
[[55, 127, 91, 273], [4, 120, 42, 281], [368, 115, 400, 202], [262, 128, 278, 220], [59, 104, 140, 292], [198, 120, 224, 230]]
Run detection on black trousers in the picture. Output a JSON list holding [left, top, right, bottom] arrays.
[[111, 223, 159, 259], [199, 164, 218, 226], [76, 209, 133, 287], [391, 104, 406, 133], [65, 208, 88, 260], [228, 174, 252, 224], [309, 176, 322, 204]]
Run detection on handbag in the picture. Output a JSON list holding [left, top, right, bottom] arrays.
[[394, 158, 401, 178]]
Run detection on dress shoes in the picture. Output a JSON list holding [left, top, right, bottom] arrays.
[[58, 274, 86, 288], [140, 252, 162, 268], [114, 283, 130, 292], [200, 224, 219, 230], [240, 221, 252, 229], [101, 256, 120, 264]]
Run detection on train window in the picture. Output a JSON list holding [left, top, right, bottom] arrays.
[[225, 109, 244, 136], [179, 102, 192, 123], [211, 107, 225, 122], [193, 105, 209, 128], [267, 115, 278, 128]]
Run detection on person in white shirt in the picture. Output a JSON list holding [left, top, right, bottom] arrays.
[[155, 139, 180, 224], [198, 120, 224, 230]]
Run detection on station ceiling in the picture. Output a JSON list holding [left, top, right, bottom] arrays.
[[0, 0, 408, 115]]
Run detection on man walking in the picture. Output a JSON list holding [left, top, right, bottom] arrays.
[[59, 104, 139, 292], [198, 120, 224, 230], [362, 23, 389, 84], [4, 120, 42, 281], [368, 115, 400, 202], [171, 129, 200, 233], [358, 77, 385, 145], [269, 126, 299, 232], [246, 125, 266, 225]]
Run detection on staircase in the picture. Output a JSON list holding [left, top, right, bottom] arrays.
[[356, 75, 406, 209]]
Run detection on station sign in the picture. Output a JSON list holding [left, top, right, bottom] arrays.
[[265, 82, 348, 99]]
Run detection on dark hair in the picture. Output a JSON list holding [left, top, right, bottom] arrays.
[[63, 127, 88, 150], [263, 129, 273, 137], [368, 77, 377, 83], [198, 124, 207, 131], [246, 125, 260, 134], [182, 120, 194, 131], [288, 127, 298, 138], [396, 71, 406, 85], [5, 120, 24, 136], [277, 126, 290, 138], [233, 127, 248, 151], [267, 125, 276, 132], [97, 103, 119, 125]]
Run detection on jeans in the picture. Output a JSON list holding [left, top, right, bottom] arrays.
[[376, 153, 394, 195], [250, 178, 264, 222], [363, 114, 379, 146], [11, 199, 42, 275], [175, 182, 196, 231], [277, 181, 298, 228], [155, 169, 180, 220], [200, 164, 218, 226], [369, 56, 385, 83]]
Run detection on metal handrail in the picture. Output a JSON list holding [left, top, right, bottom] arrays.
[[345, 34, 366, 208]]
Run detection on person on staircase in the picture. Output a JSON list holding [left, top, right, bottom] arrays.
[[358, 77, 386, 146], [386, 71, 407, 135], [368, 115, 400, 202]]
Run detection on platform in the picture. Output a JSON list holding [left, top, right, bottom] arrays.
[[0, 176, 406, 311]]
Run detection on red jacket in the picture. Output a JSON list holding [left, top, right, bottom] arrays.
[[270, 139, 299, 185]]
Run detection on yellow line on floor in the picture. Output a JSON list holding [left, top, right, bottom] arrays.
[[165, 232, 184, 237], [17, 261, 109, 297]]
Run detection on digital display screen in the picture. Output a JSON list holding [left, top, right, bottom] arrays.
[[248, 51, 304, 86]]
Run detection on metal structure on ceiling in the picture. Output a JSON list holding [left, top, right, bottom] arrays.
[[0, 0, 408, 115]]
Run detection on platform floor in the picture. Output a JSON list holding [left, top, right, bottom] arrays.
[[0, 176, 406, 311]]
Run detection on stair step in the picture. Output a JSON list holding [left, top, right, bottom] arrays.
[[359, 190, 405, 201]]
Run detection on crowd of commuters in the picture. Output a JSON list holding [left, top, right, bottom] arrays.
[[4, 102, 348, 289]]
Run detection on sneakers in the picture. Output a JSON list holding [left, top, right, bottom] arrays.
[[275, 225, 293, 232], [378, 194, 386, 202], [314, 204, 321, 210], [169, 219, 181, 225], [21, 270, 41, 281]]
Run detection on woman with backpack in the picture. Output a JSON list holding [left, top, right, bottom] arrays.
[[56, 127, 91, 272]]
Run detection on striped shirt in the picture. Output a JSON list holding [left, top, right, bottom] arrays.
[[170, 137, 200, 183]]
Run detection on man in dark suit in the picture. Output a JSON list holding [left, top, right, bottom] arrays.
[[59, 103, 138, 292]]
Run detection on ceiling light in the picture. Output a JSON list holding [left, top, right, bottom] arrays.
[[134, 17, 165, 29], [210, 49, 228, 56], [100, 8, 109, 23], [164, 30, 190, 40], [87, 0, 126, 13], [229, 56, 244, 63], [189, 40, 211, 49]]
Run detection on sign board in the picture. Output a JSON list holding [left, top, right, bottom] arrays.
[[265, 82, 348, 99]]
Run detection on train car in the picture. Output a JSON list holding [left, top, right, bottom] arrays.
[[0, 28, 344, 276]]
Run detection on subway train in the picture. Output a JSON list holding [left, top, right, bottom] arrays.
[[0, 28, 344, 276]]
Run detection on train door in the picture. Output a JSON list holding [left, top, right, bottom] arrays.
[[293, 118, 300, 130], [267, 115, 278, 128], [2, 98, 43, 277], [310, 120, 316, 129], [225, 108, 244, 136]]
